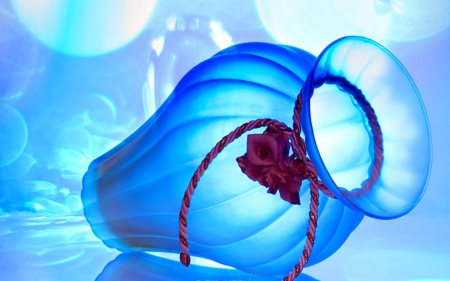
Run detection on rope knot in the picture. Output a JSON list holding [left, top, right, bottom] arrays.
[[236, 123, 310, 205]]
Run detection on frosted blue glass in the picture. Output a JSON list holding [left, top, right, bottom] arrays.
[[82, 38, 430, 276], [82, 42, 363, 276], [301, 37, 431, 219]]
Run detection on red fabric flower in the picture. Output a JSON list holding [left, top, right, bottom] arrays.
[[236, 125, 308, 205]]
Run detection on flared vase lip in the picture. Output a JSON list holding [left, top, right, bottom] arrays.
[[301, 36, 432, 219]]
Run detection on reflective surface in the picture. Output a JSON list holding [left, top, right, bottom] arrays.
[[0, 0, 449, 280], [97, 252, 318, 281], [0, 213, 118, 281]]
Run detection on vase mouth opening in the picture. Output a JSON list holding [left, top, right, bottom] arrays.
[[299, 36, 431, 219]]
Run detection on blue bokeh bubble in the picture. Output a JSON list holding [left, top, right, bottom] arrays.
[[0, 153, 36, 180], [255, 0, 450, 56], [0, 8, 40, 101], [0, 104, 28, 168], [12, 0, 157, 56], [337, 0, 450, 41]]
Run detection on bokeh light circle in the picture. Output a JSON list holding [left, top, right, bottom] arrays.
[[12, 0, 156, 56], [255, 0, 364, 55], [66, 195, 83, 213], [0, 8, 40, 101], [0, 104, 28, 168], [256, 0, 450, 56], [336, 0, 450, 41]]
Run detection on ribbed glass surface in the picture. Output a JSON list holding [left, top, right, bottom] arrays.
[[82, 42, 364, 276], [301, 37, 431, 219]]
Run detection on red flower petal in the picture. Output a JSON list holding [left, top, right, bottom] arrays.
[[237, 154, 262, 181], [247, 134, 279, 166], [278, 177, 302, 205], [237, 127, 306, 205]]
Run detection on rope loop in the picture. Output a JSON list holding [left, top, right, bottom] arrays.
[[179, 75, 383, 280]]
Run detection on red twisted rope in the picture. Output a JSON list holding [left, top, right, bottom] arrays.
[[178, 75, 383, 280]]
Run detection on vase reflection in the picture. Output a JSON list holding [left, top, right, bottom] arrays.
[[97, 252, 318, 281]]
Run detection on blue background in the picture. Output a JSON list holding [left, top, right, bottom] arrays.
[[0, 0, 449, 280]]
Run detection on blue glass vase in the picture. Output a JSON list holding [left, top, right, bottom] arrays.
[[82, 37, 430, 276]]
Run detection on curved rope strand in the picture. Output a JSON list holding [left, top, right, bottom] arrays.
[[323, 76, 383, 191], [178, 118, 286, 264], [179, 75, 383, 280], [283, 76, 384, 279], [284, 93, 320, 281]]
